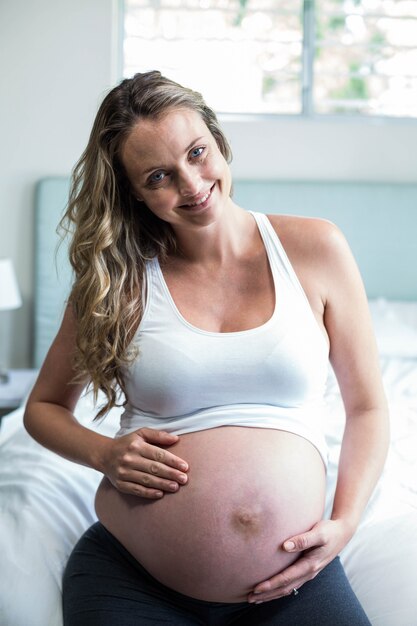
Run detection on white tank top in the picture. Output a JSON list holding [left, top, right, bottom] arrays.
[[117, 212, 330, 465]]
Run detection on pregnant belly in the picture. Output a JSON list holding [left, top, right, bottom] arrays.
[[95, 426, 326, 602]]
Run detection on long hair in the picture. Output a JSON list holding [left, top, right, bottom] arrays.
[[60, 71, 232, 418]]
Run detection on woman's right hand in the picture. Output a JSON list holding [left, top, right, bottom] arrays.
[[100, 428, 189, 499]]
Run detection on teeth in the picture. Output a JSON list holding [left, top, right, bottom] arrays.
[[187, 190, 211, 207]]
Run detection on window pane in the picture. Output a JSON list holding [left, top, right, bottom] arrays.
[[314, 0, 417, 118], [124, 0, 303, 114]]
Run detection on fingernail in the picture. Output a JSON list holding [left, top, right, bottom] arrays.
[[178, 474, 187, 484], [284, 541, 295, 551], [180, 463, 188, 471], [169, 483, 178, 491]]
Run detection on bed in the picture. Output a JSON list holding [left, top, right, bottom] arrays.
[[0, 178, 416, 626]]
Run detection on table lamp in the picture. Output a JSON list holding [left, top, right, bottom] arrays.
[[0, 258, 22, 383]]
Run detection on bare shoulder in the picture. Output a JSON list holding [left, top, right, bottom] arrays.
[[268, 215, 352, 270], [268, 213, 353, 288], [266, 213, 345, 259]]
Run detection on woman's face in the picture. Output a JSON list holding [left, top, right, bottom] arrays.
[[120, 108, 232, 230]]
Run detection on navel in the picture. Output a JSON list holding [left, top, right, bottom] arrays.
[[231, 506, 262, 537]]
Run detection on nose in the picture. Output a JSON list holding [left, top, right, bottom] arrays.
[[177, 165, 202, 198]]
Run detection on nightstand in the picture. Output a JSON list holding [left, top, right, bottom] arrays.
[[0, 369, 39, 424]]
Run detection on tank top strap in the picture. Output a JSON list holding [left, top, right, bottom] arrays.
[[250, 211, 311, 303], [139, 255, 171, 330]]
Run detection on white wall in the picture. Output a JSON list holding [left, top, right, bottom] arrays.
[[0, 0, 118, 367], [226, 115, 417, 182], [1, 0, 417, 368]]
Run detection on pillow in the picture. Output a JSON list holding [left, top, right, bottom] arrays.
[[369, 299, 417, 358]]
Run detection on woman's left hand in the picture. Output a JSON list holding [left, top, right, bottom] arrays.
[[247, 518, 354, 604]]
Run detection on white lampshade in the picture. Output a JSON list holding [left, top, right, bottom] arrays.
[[0, 258, 22, 310]]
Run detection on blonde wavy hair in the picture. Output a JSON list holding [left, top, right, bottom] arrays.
[[61, 71, 232, 418]]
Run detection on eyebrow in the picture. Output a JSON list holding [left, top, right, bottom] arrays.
[[142, 136, 206, 177]]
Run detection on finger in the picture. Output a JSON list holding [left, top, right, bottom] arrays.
[[248, 571, 305, 603], [137, 428, 179, 445], [116, 480, 165, 499], [115, 466, 185, 494], [133, 430, 189, 471], [283, 528, 325, 553], [251, 557, 314, 597], [138, 463, 188, 491], [249, 586, 302, 604], [146, 459, 189, 483], [121, 462, 188, 488], [138, 440, 189, 472]]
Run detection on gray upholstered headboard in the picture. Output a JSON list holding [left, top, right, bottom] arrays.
[[33, 177, 417, 367]]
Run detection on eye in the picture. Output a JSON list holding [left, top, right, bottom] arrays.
[[149, 171, 166, 184], [190, 146, 205, 159]]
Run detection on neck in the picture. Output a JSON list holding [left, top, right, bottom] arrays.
[[171, 202, 254, 266]]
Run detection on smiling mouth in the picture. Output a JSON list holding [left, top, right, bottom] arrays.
[[181, 184, 215, 208]]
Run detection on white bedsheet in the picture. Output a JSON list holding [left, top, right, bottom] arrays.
[[1, 299, 416, 626]]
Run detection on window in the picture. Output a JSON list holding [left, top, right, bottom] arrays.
[[314, 0, 417, 118], [123, 0, 417, 120]]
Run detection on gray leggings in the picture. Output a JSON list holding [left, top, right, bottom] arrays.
[[63, 522, 371, 626]]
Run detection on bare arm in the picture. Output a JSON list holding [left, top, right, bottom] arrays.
[[23, 303, 106, 468], [324, 224, 389, 531], [24, 304, 188, 497], [248, 218, 389, 602]]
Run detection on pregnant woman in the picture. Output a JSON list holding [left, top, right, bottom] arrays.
[[24, 71, 389, 625]]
